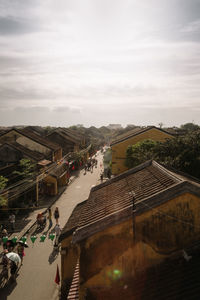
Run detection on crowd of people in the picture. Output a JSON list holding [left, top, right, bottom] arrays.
[[84, 157, 98, 174], [0, 150, 106, 287], [0, 207, 62, 286]]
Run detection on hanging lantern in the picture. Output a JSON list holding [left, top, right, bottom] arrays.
[[12, 236, 18, 244], [31, 236, 37, 244], [21, 236, 27, 243], [49, 233, 55, 241], [40, 234, 46, 242], [2, 236, 8, 243]]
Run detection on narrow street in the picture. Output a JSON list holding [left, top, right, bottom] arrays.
[[0, 153, 103, 300]]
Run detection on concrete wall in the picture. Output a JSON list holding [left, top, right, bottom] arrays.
[[111, 128, 173, 175]]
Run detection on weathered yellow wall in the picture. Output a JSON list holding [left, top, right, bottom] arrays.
[[43, 175, 57, 195], [58, 173, 68, 186], [135, 192, 200, 254], [53, 148, 62, 161], [111, 128, 173, 175], [78, 192, 200, 299], [79, 219, 135, 300]]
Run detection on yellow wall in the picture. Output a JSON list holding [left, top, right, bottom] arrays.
[[77, 192, 200, 299], [111, 128, 173, 175], [43, 175, 57, 195], [53, 148, 62, 161]]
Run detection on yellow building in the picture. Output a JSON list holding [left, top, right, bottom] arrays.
[[111, 126, 174, 175], [59, 160, 200, 300], [43, 163, 69, 196]]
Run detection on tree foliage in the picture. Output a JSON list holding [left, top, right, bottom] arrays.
[[125, 139, 157, 168], [0, 175, 8, 206], [13, 158, 35, 180], [125, 131, 200, 179]]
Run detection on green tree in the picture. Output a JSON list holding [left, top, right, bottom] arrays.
[[13, 158, 35, 180], [125, 131, 200, 179], [180, 122, 199, 132], [125, 139, 157, 168], [0, 175, 8, 206]]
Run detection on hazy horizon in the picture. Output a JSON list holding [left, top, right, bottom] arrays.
[[0, 0, 200, 127]]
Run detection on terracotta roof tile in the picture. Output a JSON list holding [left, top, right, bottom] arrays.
[[67, 260, 79, 300], [21, 129, 61, 150], [0, 142, 45, 162], [60, 160, 200, 243]]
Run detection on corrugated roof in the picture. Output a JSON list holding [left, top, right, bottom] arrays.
[[110, 126, 174, 146]]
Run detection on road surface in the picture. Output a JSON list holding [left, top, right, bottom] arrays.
[[0, 153, 103, 300]]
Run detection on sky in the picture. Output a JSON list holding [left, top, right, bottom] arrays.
[[0, 0, 200, 128]]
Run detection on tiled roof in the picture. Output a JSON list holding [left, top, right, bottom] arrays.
[[59, 201, 87, 241], [110, 126, 174, 146], [58, 128, 81, 143], [60, 160, 200, 243], [61, 128, 82, 142], [48, 130, 78, 144], [21, 129, 61, 151], [67, 260, 79, 300], [49, 163, 68, 178], [0, 128, 61, 151], [0, 142, 45, 162]]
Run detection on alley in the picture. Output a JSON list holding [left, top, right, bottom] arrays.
[[0, 153, 103, 300]]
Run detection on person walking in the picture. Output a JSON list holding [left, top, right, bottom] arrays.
[[9, 213, 15, 232], [54, 207, 60, 224], [17, 242, 25, 265], [54, 224, 61, 247], [48, 208, 53, 229], [100, 172, 103, 183]]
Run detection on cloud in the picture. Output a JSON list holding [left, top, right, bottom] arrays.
[[0, 16, 41, 35], [0, 0, 200, 127]]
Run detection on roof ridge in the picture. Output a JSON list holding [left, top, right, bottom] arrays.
[[111, 126, 174, 146]]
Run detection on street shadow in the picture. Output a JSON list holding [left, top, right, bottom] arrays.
[[48, 247, 59, 265], [0, 277, 17, 300]]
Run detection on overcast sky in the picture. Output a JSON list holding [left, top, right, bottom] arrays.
[[0, 0, 200, 127]]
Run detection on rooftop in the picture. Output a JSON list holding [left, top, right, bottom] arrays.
[[110, 126, 174, 146], [0, 141, 45, 162], [60, 160, 200, 243]]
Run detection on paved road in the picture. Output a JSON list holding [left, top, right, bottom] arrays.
[[0, 153, 103, 300]]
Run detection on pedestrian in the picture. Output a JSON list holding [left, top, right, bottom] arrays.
[[84, 164, 87, 175], [17, 242, 25, 265], [48, 208, 53, 229], [54, 207, 60, 224], [0, 249, 9, 281], [54, 224, 61, 247], [9, 213, 15, 232], [100, 172, 103, 183], [10, 260, 18, 282]]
